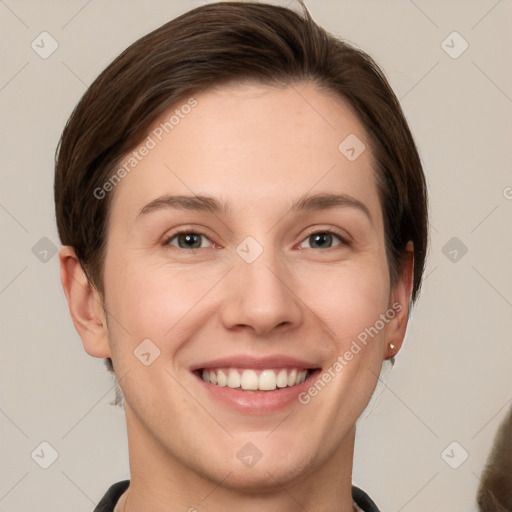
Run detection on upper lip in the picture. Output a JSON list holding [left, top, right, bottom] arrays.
[[190, 355, 320, 371]]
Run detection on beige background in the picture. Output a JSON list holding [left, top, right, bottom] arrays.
[[1, 0, 511, 510]]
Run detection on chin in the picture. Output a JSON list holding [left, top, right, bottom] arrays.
[[208, 456, 314, 493]]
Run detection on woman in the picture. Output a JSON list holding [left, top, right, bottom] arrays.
[[55, 2, 428, 511]]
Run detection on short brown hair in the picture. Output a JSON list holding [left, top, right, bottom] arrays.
[[55, 1, 428, 377]]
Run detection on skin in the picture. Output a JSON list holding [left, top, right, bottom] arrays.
[[59, 81, 413, 512]]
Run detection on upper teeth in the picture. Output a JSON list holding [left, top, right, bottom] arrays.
[[201, 368, 309, 391]]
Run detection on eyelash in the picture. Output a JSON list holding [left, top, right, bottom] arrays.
[[162, 227, 350, 251]]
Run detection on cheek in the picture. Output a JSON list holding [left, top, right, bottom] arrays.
[[102, 235, 391, 357], [307, 259, 391, 339], [102, 255, 225, 355]]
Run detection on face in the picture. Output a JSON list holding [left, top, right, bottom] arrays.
[[96, 81, 410, 490]]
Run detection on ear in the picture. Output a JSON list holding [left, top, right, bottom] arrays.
[[58, 246, 111, 358], [385, 241, 415, 359]]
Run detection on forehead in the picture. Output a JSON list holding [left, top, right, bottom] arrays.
[[108, 81, 381, 226]]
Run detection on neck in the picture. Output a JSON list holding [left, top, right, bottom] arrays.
[[121, 405, 356, 512]]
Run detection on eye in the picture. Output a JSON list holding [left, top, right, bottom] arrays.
[[298, 230, 347, 250], [163, 229, 347, 251], [164, 231, 213, 249]]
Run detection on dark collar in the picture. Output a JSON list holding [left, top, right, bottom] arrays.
[[94, 480, 381, 512]]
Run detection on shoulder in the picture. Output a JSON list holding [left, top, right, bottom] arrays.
[[93, 480, 130, 512], [352, 485, 382, 512]]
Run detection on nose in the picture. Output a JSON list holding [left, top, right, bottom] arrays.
[[220, 245, 304, 337]]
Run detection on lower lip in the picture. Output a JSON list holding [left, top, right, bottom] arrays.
[[194, 370, 322, 415]]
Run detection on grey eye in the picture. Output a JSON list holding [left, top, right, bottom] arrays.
[[166, 232, 211, 249], [299, 232, 343, 249]]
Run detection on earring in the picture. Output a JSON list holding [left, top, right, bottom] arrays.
[[389, 343, 396, 350]]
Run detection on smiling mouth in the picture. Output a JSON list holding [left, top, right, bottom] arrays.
[[196, 367, 317, 391]]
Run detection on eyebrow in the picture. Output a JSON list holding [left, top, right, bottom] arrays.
[[137, 192, 372, 222]]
